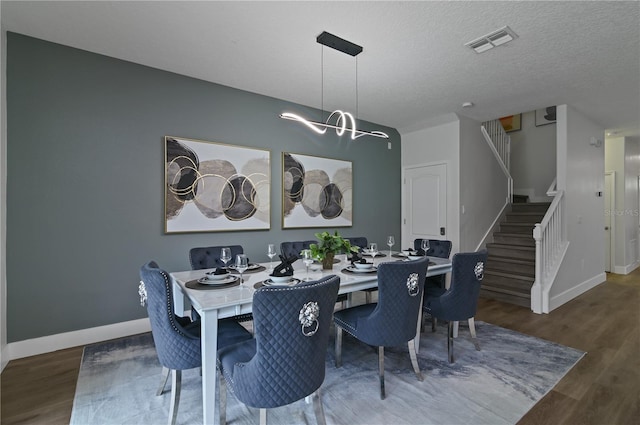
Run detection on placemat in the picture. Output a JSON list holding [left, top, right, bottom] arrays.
[[226, 264, 266, 274]]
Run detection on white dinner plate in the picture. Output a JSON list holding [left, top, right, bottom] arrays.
[[227, 263, 261, 271], [346, 266, 378, 273], [204, 272, 231, 281], [197, 275, 238, 285], [262, 278, 301, 287]]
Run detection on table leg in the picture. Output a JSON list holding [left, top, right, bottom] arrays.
[[200, 309, 219, 425]]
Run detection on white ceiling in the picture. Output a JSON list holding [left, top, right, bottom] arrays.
[[2, 1, 640, 137]]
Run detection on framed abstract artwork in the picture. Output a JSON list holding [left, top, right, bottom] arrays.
[[282, 152, 352, 229], [535, 106, 557, 126], [499, 114, 521, 133], [165, 136, 270, 233]]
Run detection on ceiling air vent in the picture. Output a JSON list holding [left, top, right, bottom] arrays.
[[465, 26, 518, 53]]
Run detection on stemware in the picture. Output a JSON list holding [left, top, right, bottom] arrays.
[[267, 243, 277, 269], [302, 249, 314, 281], [220, 247, 232, 269], [368, 242, 378, 260], [235, 254, 248, 285], [421, 239, 431, 256], [387, 236, 395, 256]]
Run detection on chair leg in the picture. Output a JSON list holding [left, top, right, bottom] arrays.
[[335, 326, 343, 368], [378, 346, 386, 400], [407, 339, 424, 382], [156, 367, 170, 396], [447, 321, 455, 364], [469, 317, 481, 351], [431, 316, 437, 332], [168, 370, 181, 425], [219, 370, 227, 425], [312, 389, 327, 425], [453, 320, 459, 338], [259, 408, 267, 425]]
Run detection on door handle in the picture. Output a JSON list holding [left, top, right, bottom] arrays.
[[605, 226, 609, 230]]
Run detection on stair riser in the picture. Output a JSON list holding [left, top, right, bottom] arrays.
[[505, 214, 544, 223], [493, 234, 535, 246], [487, 246, 534, 260], [511, 204, 550, 213], [486, 260, 535, 276], [499, 224, 534, 234], [482, 274, 533, 291]]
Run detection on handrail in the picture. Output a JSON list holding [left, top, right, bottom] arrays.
[[481, 121, 512, 203], [546, 177, 558, 196], [531, 189, 567, 313]]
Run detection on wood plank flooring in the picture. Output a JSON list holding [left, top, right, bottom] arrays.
[[2, 270, 639, 424]]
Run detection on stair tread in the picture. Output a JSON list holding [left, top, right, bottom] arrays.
[[487, 243, 535, 251], [487, 255, 535, 265], [484, 269, 535, 281], [481, 286, 531, 298]]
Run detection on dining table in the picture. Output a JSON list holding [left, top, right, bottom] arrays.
[[170, 253, 452, 425]]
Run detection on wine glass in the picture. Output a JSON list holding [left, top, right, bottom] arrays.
[[387, 236, 395, 256], [368, 242, 378, 261], [235, 254, 248, 285], [302, 249, 314, 281], [220, 247, 232, 269], [267, 244, 277, 269], [421, 239, 431, 256]]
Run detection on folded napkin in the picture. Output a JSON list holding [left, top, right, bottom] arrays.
[[208, 268, 229, 276], [349, 251, 364, 265], [271, 254, 295, 277]]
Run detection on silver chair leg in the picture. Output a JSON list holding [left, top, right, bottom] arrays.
[[407, 339, 424, 382], [259, 408, 267, 425], [469, 317, 481, 351], [312, 389, 327, 425], [168, 370, 181, 425], [378, 346, 385, 400], [335, 327, 343, 368], [447, 321, 455, 363], [156, 367, 170, 396], [432, 316, 437, 332], [219, 370, 227, 425], [453, 320, 459, 338]]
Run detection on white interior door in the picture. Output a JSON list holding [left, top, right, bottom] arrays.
[[604, 172, 614, 272], [403, 163, 447, 248]]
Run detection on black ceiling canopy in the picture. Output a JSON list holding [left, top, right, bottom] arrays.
[[316, 31, 363, 57]]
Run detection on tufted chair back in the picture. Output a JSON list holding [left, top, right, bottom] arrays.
[[189, 245, 243, 270], [139, 261, 201, 371], [279, 240, 316, 261], [413, 238, 452, 258], [344, 236, 368, 249], [424, 250, 487, 322], [218, 275, 340, 409], [354, 257, 428, 347]]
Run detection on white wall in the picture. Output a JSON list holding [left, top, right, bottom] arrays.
[[551, 105, 606, 310], [401, 117, 460, 253], [623, 137, 640, 270], [510, 110, 556, 202], [459, 115, 508, 252]]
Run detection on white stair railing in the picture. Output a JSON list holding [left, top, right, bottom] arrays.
[[481, 119, 510, 170], [531, 189, 568, 313], [481, 120, 512, 203]]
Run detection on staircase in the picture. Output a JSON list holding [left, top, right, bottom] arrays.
[[481, 202, 550, 307]]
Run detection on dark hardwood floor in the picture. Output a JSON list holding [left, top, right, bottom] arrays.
[[2, 270, 638, 425]]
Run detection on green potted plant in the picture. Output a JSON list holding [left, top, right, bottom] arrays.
[[309, 230, 358, 270]]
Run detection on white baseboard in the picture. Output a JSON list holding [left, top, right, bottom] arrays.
[[5, 318, 151, 362], [549, 272, 606, 312], [613, 261, 639, 275]]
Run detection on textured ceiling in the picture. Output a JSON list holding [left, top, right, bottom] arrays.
[[2, 1, 639, 137]]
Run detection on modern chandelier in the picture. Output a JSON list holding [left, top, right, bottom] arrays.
[[280, 31, 389, 140]]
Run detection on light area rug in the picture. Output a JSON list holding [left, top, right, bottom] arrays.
[[70, 321, 584, 425]]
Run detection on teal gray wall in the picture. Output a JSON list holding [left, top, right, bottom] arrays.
[[6, 33, 401, 342]]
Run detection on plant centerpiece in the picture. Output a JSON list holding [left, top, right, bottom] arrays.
[[310, 230, 357, 270]]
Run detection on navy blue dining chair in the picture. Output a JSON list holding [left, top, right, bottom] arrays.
[[413, 238, 453, 293], [217, 275, 340, 425], [334, 257, 428, 399], [423, 250, 488, 363], [279, 240, 316, 261], [138, 261, 252, 425], [189, 245, 243, 270]]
